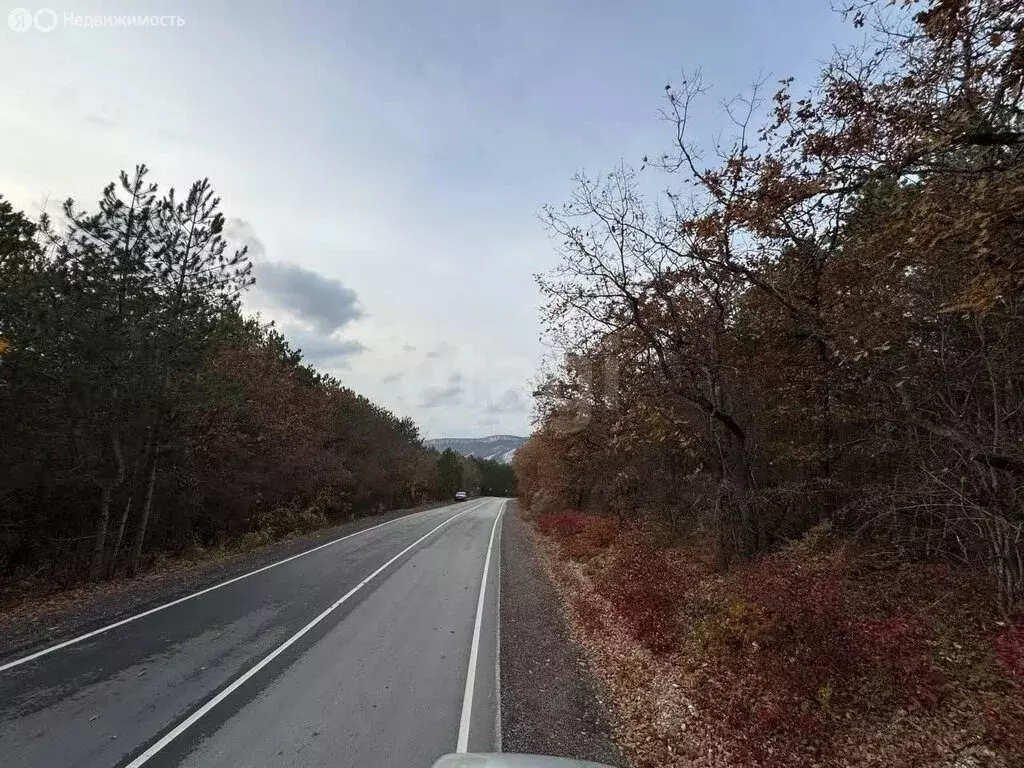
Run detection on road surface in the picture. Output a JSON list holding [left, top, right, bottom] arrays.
[[0, 497, 506, 768]]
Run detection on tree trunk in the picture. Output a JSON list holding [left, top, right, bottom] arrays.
[[108, 436, 149, 577], [108, 494, 133, 577], [814, 339, 833, 478], [127, 451, 158, 577], [89, 432, 124, 580], [89, 485, 114, 580], [985, 511, 1024, 616], [716, 432, 757, 567], [714, 494, 732, 572]]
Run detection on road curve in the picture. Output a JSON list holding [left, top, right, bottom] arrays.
[[0, 497, 506, 768]]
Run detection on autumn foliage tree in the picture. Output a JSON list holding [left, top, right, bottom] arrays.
[[521, 0, 1024, 612]]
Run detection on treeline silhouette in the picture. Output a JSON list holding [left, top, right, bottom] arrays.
[[0, 167, 444, 584]]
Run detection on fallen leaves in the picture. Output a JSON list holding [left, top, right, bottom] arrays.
[[530, 512, 1024, 768]]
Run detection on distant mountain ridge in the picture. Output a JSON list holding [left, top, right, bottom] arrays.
[[425, 434, 526, 463]]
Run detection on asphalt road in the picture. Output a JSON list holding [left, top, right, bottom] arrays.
[[0, 497, 506, 768]]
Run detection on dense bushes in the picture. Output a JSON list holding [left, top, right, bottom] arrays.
[[532, 511, 1024, 767]]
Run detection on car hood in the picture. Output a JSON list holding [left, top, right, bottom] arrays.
[[432, 754, 613, 768]]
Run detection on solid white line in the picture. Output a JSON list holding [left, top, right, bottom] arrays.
[[124, 503, 476, 768], [494, 502, 506, 751], [0, 502, 467, 674], [456, 498, 506, 753]]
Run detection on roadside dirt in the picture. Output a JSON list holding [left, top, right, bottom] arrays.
[[500, 502, 624, 766]]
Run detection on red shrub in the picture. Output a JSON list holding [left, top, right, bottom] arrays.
[[994, 622, 1024, 681], [535, 511, 591, 537], [855, 616, 944, 709], [686, 550, 955, 764], [598, 538, 684, 652], [535, 512, 619, 561], [536, 512, 1023, 768]]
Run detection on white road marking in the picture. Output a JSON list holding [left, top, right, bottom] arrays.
[[456, 498, 506, 753], [124, 502, 478, 768], [494, 505, 506, 751], [0, 501, 473, 674]]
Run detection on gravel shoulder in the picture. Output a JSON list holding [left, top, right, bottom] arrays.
[[500, 502, 624, 766], [0, 499, 449, 662]]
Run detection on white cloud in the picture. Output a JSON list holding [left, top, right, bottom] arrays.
[[419, 372, 466, 409], [0, 0, 851, 436]]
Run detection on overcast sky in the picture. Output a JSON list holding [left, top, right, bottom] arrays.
[[1, 0, 855, 438]]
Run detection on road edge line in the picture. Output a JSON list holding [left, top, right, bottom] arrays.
[[123, 502, 477, 768], [456, 498, 506, 753], [494, 500, 506, 751], [0, 501, 463, 673]]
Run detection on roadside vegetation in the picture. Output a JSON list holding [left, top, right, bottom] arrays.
[[529, 512, 1022, 767], [516, 1, 1024, 765], [0, 169, 511, 592]]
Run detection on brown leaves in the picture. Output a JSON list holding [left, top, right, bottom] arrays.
[[533, 514, 1024, 768]]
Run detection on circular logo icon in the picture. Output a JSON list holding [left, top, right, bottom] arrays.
[[8, 7, 33, 31], [34, 8, 57, 32]]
